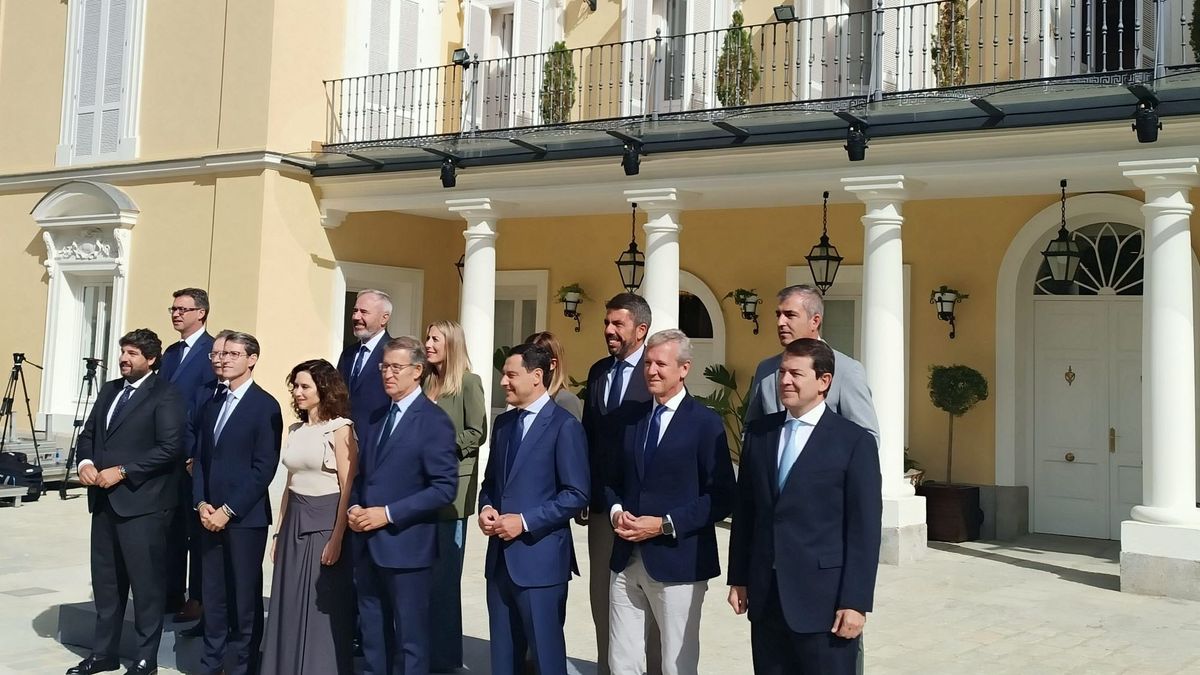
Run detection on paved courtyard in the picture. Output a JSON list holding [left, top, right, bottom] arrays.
[[2, 495, 1200, 674]]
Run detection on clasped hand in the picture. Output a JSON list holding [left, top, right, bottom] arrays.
[[198, 503, 230, 532], [78, 464, 123, 489], [347, 505, 388, 532], [477, 507, 524, 541], [612, 510, 663, 542]]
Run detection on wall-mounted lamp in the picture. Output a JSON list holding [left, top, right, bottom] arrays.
[[773, 4, 797, 22], [556, 283, 588, 332], [440, 158, 457, 188], [621, 143, 642, 176], [724, 288, 761, 334], [930, 285, 967, 339], [451, 48, 473, 69]]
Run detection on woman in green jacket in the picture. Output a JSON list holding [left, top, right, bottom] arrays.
[[423, 319, 488, 672]]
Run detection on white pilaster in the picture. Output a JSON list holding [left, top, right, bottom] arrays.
[[626, 188, 683, 330], [448, 197, 499, 426], [1118, 158, 1200, 600], [843, 175, 926, 564]]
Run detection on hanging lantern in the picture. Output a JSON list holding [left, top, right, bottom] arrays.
[[1041, 179, 1081, 283], [805, 191, 843, 294], [615, 202, 645, 293]]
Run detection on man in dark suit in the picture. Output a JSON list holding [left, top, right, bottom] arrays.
[[480, 343, 590, 675], [68, 329, 185, 675], [337, 289, 393, 430], [606, 330, 735, 675], [191, 332, 283, 675], [159, 288, 216, 622], [728, 338, 882, 675], [348, 335, 458, 675], [582, 292, 660, 675]]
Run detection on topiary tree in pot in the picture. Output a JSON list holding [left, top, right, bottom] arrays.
[[540, 41, 576, 125], [919, 364, 988, 542], [931, 0, 969, 86], [715, 10, 760, 107], [928, 364, 988, 484]]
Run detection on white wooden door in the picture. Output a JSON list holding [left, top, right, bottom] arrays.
[[1033, 299, 1142, 539]]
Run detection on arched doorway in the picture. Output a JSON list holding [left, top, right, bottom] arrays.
[[678, 270, 725, 397], [1032, 222, 1143, 539]]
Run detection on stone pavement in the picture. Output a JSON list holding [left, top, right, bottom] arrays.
[[3, 496, 1200, 674]]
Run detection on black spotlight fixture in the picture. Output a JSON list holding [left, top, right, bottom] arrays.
[[1040, 179, 1081, 284], [455, 254, 465, 282], [621, 143, 642, 176], [440, 158, 457, 188], [1133, 99, 1161, 143], [615, 202, 645, 293], [773, 4, 797, 21], [845, 124, 869, 162], [805, 191, 843, 294], [451, 48, 472, 69]]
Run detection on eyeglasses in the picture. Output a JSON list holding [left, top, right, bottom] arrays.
[[209, 351, 247, 361], [168, 306, 203, 315], [379, 363, 417, 375]]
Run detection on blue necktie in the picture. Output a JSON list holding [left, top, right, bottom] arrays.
[[606, 360, 625, 412], [350, 345, 368, 387], [505, 410, 531, 477], [109, 384, 135, 426], [377, 402, 401, 448], [778, 418, 804, 490], [643, 405, 667, 470]]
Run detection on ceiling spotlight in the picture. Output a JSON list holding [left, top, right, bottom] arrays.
[[845, 124, 869, 162], [621, 143, 642, 176], [451, 48, 472, 69], [773, 4, 797, 22], [1133, 99, 1161, 144], [440, 158, 457, 188]]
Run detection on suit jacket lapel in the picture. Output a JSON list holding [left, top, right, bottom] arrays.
[[352, 333, 389, 394], [507, 403, 554, 480], [778, 412, 833, 496], [107, 375, 156, 436], [172, 333, 212, 383], [633, 413, 650, 479], [764, 423, 784, 501]]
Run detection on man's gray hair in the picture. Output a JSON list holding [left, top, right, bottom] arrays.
[[646, 329, 693, 365], [357, 288, 393, 315], [382, 335, 427, 369], [777, 284, 824, 321]]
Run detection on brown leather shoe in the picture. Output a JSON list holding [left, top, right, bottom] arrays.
[[172, 599, 202, 623]]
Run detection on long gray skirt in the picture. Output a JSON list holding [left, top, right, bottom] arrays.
[[260, 491, 355, 675]]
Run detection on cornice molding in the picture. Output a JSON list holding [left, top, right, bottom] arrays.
[[0, 151, 311, 193]]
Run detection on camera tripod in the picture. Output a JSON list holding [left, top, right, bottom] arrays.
[[0, 353, 43, 466], [60, 357, 105, 499]]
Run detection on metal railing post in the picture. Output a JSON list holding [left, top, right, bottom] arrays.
[[469, 54, 481, 134], [651, 29, 662, 121], [870, 0, 885, 101]]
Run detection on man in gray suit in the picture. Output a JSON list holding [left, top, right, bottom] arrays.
[[745, 285, 879, 442], [744, 284, 878, 675]]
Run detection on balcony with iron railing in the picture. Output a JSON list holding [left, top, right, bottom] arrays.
[[324, 0, 1199, 149]]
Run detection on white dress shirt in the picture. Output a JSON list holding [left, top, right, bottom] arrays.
[[79, 372, 153, 471], [777, 401, 826, 478], [177, 328, 205, 365], [610, 386, 689, 537], [358, 329, 387, 363], [603, 343, 645, 405]]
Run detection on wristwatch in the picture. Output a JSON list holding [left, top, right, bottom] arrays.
[[661, 517, 675, 537], [117, 465, 127, 479]]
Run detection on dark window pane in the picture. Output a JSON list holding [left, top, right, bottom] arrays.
[[678, 292, 713, 339]]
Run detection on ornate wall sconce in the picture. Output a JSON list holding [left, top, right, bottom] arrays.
[[930, 285, 967, 339], [724, 288, 761, 334], [556, 283, 588, 332]]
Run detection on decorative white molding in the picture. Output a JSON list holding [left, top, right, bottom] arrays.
[[321, 208, 348, 229], [0, 151, 310, 194]]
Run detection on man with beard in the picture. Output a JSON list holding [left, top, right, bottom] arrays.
[[581, 293, 660, 675], [68, 329, 185, 675], [337, 289, 393, 430]]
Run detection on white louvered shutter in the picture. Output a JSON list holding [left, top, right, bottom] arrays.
[[396, 0, 422, 135], [99, 0, 127, 155], [512, 0, 544, 126], [73, 0, 129, 159], [878, 0, 900, 93], [1139, 0, 1157, 68], [74, 0, 103, 158], [461, 2, 490, 131], [363, 0, 393, 140], [689, 0, 715, 109], [622, 0, 652, 115]]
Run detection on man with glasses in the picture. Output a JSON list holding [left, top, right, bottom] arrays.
[[160, 288, 216, 623], [349, 336, 458, 675], [337, 289, 393, 431], [191, 332, 283, 675]]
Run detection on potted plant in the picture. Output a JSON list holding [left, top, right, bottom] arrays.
[[556, 282, 589, 304], [694, 364, 749, 465], [916, 364, 988, 542], [540, 41, 576, 125], [715, 11, 761, 107], [931, 0, 968, 87]]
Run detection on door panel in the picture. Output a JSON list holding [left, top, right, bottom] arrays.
[[1109, 302, 1142, 536]]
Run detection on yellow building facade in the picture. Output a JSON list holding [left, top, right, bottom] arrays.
[[3, 0, 1200, 598]]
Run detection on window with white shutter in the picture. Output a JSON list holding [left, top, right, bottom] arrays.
[[58, 0, 145, 166]]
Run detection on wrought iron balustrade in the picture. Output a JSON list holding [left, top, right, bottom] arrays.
[[325, 0, 1197, 146]]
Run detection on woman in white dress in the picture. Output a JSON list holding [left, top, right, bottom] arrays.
[[260, 359, 358, 674]]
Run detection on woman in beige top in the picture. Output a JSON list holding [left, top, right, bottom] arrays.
[[260, 359, 358, 675]]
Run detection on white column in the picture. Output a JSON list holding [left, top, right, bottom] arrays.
[[843, 175, 926, 564], [448, 197, 499, 420], [1118, 158, 1200, 601], [626, 188, 683, 331]]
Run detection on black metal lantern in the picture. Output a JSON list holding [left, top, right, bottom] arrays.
[[615, 203, 645, 293], [930, 287, 966, 339], [805, 191, 843, 294], [1041, 179, 1081, 283], [740, 294, 761, 334], [561, 294, 583, 332], [455, 254, 465, 282]]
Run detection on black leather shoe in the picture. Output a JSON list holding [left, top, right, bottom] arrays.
[[123, 660, 157, 675], [179, 622, 205, 638], [66, 655, 119, 674]]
